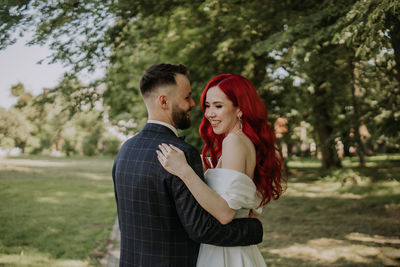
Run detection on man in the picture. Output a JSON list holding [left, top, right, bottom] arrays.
[[112, 63, 263, 267]]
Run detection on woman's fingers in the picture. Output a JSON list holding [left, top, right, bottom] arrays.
[[158, 144, 170, 158], [156, 150, 165, 163], [169, 144, 183, 153], [159, 144, 178, 156]]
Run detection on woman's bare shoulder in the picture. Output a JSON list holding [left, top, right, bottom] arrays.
[[223, 132, 254, 151], [220, 132, 255, 172]]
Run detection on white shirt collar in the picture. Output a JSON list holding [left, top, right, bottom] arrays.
[[147, 120, 179, 137]]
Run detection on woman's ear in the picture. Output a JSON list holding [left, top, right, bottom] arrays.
[[237, 110, 243, 118]]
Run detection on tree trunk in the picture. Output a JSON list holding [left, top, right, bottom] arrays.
[[350, 61, 366, 167], [314, 84, 342, 169]]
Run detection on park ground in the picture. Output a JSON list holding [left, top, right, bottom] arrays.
[[0, 155, 399, 266]]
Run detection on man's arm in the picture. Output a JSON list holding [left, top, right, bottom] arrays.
[[169, 145, 263, 246]]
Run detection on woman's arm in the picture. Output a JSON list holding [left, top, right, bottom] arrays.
[[157, 144, 236, 225]]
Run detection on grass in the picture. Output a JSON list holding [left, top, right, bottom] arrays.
[[0, 156, 116, 266], [1, 154, 399, 266], [260, 154, 400, 266]]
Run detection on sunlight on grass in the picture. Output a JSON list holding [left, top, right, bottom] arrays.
[[78, 172, 112, 181], [287, 181, 363, 199], [82, 192, 115, 200], [0, 251, 87, 267], [346, 232, 400, 245], [367, 154, 400, 161], [265, 237, 388, 265], [1, 158, 70, 167], [36, 196, 62, 204], [261, 155, 399, 266], [287, 160, 321, 168]]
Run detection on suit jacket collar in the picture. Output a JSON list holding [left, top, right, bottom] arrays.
[[142, 122, 179, 138], [147, 120, 178, 136]]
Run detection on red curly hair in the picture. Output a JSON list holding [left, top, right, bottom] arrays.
[[199, 74, 284, 206]]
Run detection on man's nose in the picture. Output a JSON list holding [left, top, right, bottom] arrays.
[[190, 98, 196, 108]]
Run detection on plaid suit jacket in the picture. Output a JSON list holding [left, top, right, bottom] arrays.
[[112, 123, 263, 267]]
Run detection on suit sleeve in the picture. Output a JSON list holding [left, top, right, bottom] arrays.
[[169, 146, 263, 246], [112, 159, 120, 227]]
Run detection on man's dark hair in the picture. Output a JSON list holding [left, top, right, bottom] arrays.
[[139, 63, 188, 97]]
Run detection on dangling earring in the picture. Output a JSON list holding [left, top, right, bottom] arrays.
[[237, 115, 243, 130]]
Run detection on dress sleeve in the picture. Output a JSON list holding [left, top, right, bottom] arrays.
[[205, 168, 263, 213], [218, 173, 260, 210]]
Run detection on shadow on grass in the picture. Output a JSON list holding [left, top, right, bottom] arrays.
[[262, 155, 400, 266], [260, 183, 400, 266]]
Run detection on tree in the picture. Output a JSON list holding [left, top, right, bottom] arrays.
[[2, 0, 399, 163], [253, 0, 400, 167], [0, 107, 32, 152], [10, 83, 33, 109]]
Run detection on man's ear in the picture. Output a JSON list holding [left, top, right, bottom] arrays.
[[158, 94, 169, 109]]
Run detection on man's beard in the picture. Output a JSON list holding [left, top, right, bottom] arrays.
[[172, 105, 191, 130]]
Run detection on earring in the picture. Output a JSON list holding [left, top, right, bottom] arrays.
[[238, 115, 243, 129]]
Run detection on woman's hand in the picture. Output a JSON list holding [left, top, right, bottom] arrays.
[[157, 144, 189, 178], [158, 143, 237, 224]]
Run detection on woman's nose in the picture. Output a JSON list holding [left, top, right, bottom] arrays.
[[206, 109, 215, 118]]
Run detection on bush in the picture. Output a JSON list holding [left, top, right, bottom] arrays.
[[62, 139, 76, 156], [102, 138, 121, 156], [82, 135, 98, 156]]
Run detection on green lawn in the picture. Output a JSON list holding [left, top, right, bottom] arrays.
[[260, 154, 400, 266], [1, 154, 399, 266], [0, 156, 116, 266]]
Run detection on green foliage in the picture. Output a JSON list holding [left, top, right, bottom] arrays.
[[82, 135, 97, 156], [62, 139, 76, 156], [101, 137, 121, 156], [0, 107, 32, 151], [10, 82, 25, 96], [1, 0, 399, 162], [0, 79, 121, 156], [0, 0, 30, 49]]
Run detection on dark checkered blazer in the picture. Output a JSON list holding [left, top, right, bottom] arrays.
[[112, 123, 263, 267]]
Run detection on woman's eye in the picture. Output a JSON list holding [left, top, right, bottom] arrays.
[[216, 105, 222, 108]]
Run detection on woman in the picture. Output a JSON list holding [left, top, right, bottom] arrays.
[[157, 74, 284, 267]]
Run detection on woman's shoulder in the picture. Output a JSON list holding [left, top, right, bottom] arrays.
[[221, 131, 256, 176], [223, 131, 245, 145], [222, 131, 254, 153]]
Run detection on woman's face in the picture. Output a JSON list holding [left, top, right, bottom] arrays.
[[204, 86, 241, 135]]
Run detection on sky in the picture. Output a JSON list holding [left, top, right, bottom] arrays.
[[0, 35, 104, 108]]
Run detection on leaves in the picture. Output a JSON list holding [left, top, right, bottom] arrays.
[[1, 0, 399, 158]]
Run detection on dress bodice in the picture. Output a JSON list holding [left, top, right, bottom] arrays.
[[204, 168, 262, 217], [198, 168, 267, 267]]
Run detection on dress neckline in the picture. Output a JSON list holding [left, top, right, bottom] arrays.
[[206, 168, 254, 182]]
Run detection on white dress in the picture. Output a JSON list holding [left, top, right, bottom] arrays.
[[196, 168, 267, 267]]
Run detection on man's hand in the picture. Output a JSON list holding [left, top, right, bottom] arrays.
[[249, 209, 262, 224]]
